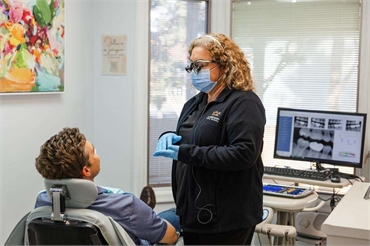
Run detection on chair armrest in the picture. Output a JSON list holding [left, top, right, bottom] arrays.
[[302, 200, 325, 212]]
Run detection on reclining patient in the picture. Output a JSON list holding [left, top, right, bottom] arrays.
[[34, 127, 179, 245]]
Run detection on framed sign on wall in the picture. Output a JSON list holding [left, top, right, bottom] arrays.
[[101, 35, 127, 76]]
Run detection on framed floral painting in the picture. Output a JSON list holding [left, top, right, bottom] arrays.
[[0, 0, 65, 94]]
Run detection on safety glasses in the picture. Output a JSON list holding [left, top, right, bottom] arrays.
[[185, 59, 218, 74]]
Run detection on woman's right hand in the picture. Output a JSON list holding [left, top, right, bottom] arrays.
[[155, 133, 182, 151]]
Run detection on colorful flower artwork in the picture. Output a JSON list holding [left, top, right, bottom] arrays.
[[0, 0, 64, 93]]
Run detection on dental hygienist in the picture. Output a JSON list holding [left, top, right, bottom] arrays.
[[153, 33, 266, 245]]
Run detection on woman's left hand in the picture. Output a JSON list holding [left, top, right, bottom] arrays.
[[153, 145, 179, 160]]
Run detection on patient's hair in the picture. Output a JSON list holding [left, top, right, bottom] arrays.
[[35, 127, 91, 179]]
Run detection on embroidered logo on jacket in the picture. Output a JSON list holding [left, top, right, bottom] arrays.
[[206, 111, 221, 123]]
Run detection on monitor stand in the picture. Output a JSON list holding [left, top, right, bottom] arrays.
[[312, 162, 339, 174], [312, 162, 327, 172]]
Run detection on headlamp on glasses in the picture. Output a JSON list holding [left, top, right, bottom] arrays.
[[185, 59, 218, 74]]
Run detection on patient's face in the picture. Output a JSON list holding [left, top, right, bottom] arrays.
[[84, 140, 101, 180]]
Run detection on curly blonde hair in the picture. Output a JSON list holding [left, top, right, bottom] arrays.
[[35, 127, 91, 179], [188, 33, 255, 92]]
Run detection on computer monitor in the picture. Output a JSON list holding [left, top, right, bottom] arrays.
[[274, 107, 367, 170]]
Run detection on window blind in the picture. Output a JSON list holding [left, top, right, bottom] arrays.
[[232, 0, 361, 173], [149, 0, 209, 186]]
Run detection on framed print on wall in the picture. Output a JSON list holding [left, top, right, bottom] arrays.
[[0, 0, 65, 94], [101, 35, 127, 76]]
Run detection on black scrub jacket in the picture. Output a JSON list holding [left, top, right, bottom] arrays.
[[172, 88, 266, 234]]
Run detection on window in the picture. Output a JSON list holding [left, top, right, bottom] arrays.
[[149, 0, 210, 186], [232, 0, 361, 173]]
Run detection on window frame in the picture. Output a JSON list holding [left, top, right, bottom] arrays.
[[148, 0, 211, 187]]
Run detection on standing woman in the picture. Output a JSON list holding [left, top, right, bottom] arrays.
[[153, 33, 266, 245]]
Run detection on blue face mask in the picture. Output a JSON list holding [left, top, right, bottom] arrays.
[[191, 68, 218, 93]]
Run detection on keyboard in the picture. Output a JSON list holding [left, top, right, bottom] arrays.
[[264, 166, 332, 181]]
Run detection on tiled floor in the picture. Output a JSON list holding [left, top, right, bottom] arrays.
[[252, 233, 326, 246]]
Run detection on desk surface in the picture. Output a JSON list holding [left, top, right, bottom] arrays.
[[322, 182, 370, 241], [263, 174, 360, 188]]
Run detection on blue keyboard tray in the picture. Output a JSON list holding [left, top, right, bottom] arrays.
[[263, 183, 314, 198]]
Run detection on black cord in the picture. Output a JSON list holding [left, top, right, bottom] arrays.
[[192, 166, 215, 225], [329, 188, 341, 211], [318, 196, 332, 202], [355, 177, 364, 182], [337, 172, 361, 180], [330, 196, 342, 210]]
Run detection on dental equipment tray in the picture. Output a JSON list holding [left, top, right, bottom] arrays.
[[263, 183, 314, 198]]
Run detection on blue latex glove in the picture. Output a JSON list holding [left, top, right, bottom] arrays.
[[155, 133, 182, 151], [153, 145, 179, 160]]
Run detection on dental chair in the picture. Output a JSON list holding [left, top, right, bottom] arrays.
[[5, 179, 135, 245]]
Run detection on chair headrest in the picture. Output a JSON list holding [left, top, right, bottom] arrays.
[[44, 179, 98, 208]]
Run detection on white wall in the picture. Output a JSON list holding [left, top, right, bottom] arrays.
[[91, 1, 139, 192], [357, 0, 370, 179], [0, 1, 137, 244]]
